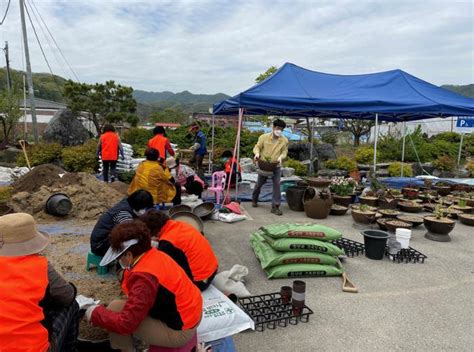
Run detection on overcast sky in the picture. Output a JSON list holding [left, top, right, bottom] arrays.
[[0, 0, 473, 95]]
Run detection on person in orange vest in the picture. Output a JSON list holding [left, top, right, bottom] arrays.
[[148, 126, 175, 162], [141, 209, 218, 291], [97, 124, 124, 183], [86, 220, 202, 350], [221, 150, 242, 187], [0, 213, 80, 352]]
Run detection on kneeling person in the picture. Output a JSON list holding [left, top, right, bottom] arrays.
[[141, 210, 218, 291], [87, 220, 202, 350]]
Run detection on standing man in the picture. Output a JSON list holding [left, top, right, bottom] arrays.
[[97, 124, 124, 183], [148, 126, 175, 162], [252, 119, 288, 215], [189, 123, 207, 180]]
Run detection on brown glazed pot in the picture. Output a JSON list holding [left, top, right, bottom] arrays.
[[332, 195, 352, 207], [258, 159, 279, 172], [304, 198, 333, 219], [458, 213, 474, 226], [434, 185, 451, 197], [453, 205, 473, 214], [378, 197, 399, 210], [385, 220, 412, 233], [359, 196, 379, 207], [398, 202, 423, 213], [330, 205, 349, 216], [424, 216, 455, 242], [351, 209, 377, 224]]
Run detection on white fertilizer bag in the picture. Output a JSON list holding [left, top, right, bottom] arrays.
[[197, 285, 254, 343]]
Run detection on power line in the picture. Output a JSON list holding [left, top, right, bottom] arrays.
[[28, 0, 79, 81], [0, 0, 11, 25]]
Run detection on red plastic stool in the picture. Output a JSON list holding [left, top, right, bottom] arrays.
[[149, 332, 197, 352]]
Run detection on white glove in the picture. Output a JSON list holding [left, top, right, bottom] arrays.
[[254, 153, 260, 162], [85, 305, 99, 322]]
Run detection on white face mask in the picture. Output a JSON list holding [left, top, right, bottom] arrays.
[[134, 209, 147, 216], [273, 130, 282, 137]]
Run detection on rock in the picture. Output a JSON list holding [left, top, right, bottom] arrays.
[[314, 144, 337, 161], [281, 167, 295, 177], [43, 109, 91, 146], [412, 163, 436, 176], [240, 158, 256, 172], [288, 144, 311, 161], [456, 169, 471, 178], [317, 169, 347, 177]]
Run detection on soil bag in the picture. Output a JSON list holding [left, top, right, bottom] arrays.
[[261, 233, 344, 256], [197, 285, 254, 342], [265, 263, 343, 279], [251, 236, 338, 269], [260, 223, 342, 241]]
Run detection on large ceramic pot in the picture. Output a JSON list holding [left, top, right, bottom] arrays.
[[351, 209, 377, 224], [359, 196, 378, 207], [458, 213, 474, 226], [424, 216, 455, 242], [304, 198, 333, 219], [286, 185, 308, 212], [332, 194, 352, 207]]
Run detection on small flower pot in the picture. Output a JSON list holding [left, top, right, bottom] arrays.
[[378, 209, 401, 219], [351, 209, 377, 224], [424, 216, 455, 242], [398, 201, 423, 213], [458, 213, 474, 226], [332, 195, 352, 207]]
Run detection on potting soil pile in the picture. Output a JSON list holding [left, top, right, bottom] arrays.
[[250, 223, 344, 279], [10, 168, 124, 219]]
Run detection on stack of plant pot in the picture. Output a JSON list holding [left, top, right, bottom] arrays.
[[303, 177, 333, 219]]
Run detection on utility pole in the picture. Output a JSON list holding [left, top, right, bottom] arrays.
[[3, 41, 12, 92], [19, 0, 39, 143]]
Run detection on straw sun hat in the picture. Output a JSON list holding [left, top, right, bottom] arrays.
[[0, 213, 50, 257]]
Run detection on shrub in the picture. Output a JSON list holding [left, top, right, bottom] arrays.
[[284, 158, 307, 176], [324, 156, 358, 172], [0, 186, 13, 203], [355, 146, 374, 164], [122, 127, 153, 146], [321, 132, 338, 146], [118, 170, 136, 184], [62, 139, 99, 172], [433, 155, 456, 171], [388, 162, 413, 177], [17, 143, 62, 167]]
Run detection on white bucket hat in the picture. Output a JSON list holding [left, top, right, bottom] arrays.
[[100, 239, 139, 266], [166, 157, 177, 169]]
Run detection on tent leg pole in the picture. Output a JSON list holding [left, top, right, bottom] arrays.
[[401, 121, 406, 177], [457, 133, 464, 171], [309, 118, 314, 175], [210, 114, 215, 174], [373, 113, 379, 174]]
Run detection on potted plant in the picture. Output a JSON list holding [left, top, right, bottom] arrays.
[[330, 204, 349, 216], [401, 187, 419, 200], [385, 219, 412, 233], [453, 199, 473, 214], [445, 206, 464, 219], [398, 200, 423, 213], [359, 190, 379, 207], [330, 176, 356, 207], [378, 208, 400, 218], [424, 204, 456, 242], [303, 188, 333, 219], [458, 192, 474, 207], [397, 215, 424, 228], [351, 204, 378, 224], [257, 156, 279, 172], [378, 190, 399, 209], [458, 213, 474, 226], [434, 181, 452, 197]]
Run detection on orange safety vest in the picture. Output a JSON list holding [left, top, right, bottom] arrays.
[[0, 255, 49, 352], [148, 134, 170, 160], [225, 157, 241, 173], [159, 220, 218, 282], [100, 131, 120, 161], [122, 248, 202, 330]]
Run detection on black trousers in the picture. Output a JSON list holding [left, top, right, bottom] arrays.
[[172, 182, 182, 205], [43, 301, 80, 352], [102, 160, 117, 182]]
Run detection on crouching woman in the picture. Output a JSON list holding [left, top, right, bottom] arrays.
[[86, 220, 202, 351]]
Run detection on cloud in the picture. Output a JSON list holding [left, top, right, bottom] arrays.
[[1, 0, 472, 94]]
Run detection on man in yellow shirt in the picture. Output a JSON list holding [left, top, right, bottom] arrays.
[[252, 119, 289, 215]]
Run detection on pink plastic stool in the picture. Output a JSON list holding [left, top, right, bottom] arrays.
[[207, 171, 227, 204], [149, 332, 197, 352]]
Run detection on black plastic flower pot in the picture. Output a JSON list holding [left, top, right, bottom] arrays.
[[360, 229, 390, 260], [286, 186, 307, 212]]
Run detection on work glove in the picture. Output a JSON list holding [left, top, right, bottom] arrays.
[[254, 153, 260, 162], [85, 305, 99, 323]]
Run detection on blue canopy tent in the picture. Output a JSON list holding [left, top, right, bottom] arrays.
[[213, 63, 474, 175]]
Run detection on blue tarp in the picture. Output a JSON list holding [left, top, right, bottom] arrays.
[[213, 63, 474, 121]]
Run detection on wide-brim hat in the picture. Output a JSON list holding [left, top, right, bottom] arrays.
[[100, 239, 139, 266], [166, 157, 177, 169], [0, 213, 50, 257]]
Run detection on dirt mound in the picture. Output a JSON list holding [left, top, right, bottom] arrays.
[[10, 172, 125, 220], [107, 180, 129, 195], [12, 164, 65, 193]]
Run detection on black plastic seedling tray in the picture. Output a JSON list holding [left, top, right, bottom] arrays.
[[385, 247, 427, 264], [238, 292, 313, 332], [331, 237, 365, 257]]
